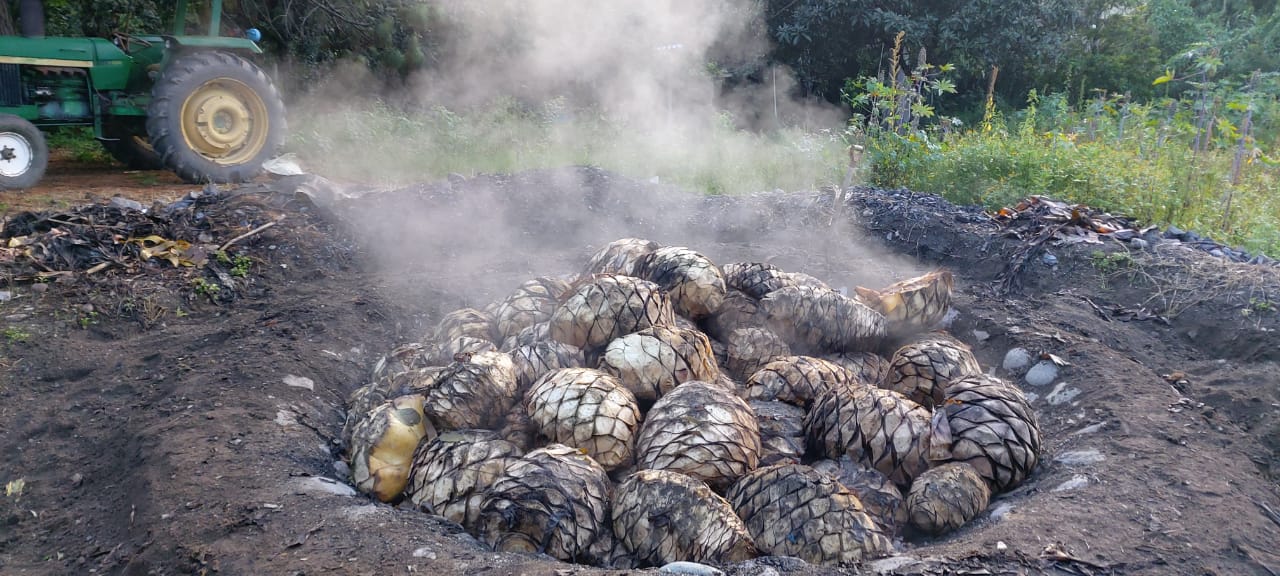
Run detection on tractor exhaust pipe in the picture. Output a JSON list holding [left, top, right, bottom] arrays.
[[19, 0, 45, 37]]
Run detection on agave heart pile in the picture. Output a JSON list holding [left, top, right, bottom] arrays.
[[340, 238, 1042, 568]]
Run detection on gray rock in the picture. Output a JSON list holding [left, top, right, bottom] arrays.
[[110, 196, 146, 211], [1041, 253, 1058, 266], [1055, 449, 1105, 466], [290, 476, 357, 497], [1002, 348, 1034, 373], [1129, 238, 1149, 250], [988, 502, 1014, 521], [1045, 382, 1081, 405], [1164, 225, 1184, 239], [870, 556, 923, 574], [1024, 360, 1059, 386], [753, 556, 808, 571], [1052, 474, 1090, 492], [660, 562, 724, 576], [1209, 249, 1225, 258]]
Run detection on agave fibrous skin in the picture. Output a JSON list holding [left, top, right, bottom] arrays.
[[367, 342, 436, 387], [726, 463, 893, 565], [433, 307, 498, 344], [475, 444, 615, 564], [524, 368, 641, 471], [750, 400, 806, 466], [722, 327, 791, 384], [721, 262, 797, 300], [581, 237, 662, 278], [941, 374, 1041, 492], [613, 469, 757, 567], [906, 462, 991, 535], [703, 289, 767, 341], [492, 277, 572, 341], [884, 332, 982, 409], [635, 380, 761, 491], [345, 343, 440, 447], [633, 246, 727, 320], [760, 285, 886, 354], [804, 382, 933, 486], [435, 336, 497, 364], [811, 457, 907, 537], [549, 274, 677, 351], [855, 270, 954, 337], [406, 429, 522, 529], [745, 355, 862, 409], [501, 320, 551, 351], [822, 351, 891, 388], [348, 394, 435, 502], [598, 325, 719, 404], [421, 350, 518, 431], [508, 340, 585, 392]]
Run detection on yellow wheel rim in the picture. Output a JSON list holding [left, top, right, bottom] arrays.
[[179, 78, 269, 166]]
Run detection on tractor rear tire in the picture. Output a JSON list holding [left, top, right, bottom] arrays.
[[147, 51, 286, 184], [101, 122, 164, 170], [0, 114, 48, 191]]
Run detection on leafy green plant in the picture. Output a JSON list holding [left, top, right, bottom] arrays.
[[192, 278, 221, 298], [1090, 251, 1134, 275], [213, 252, 253, 277], [3, 327, 30, 343], [44, 127, 112, 165]]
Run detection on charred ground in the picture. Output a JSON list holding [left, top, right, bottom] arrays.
[[0, 164, 1277, 575]]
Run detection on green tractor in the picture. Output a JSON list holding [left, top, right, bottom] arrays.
[[0, 0, 286, 189]]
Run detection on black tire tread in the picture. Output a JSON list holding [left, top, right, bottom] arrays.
[[146, 51, 286, 184]]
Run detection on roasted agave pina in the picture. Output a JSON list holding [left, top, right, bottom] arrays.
[[524, 368, 641, 471], [633, 246, 727, 320], [405, 429, 521, 529], [884, 332, 982, 409], [598, 325, 719, 404], [811, 456, 908, 537], [581, 237, 662, 278], [613, 469, 757, 566], [348, 394, 436, 502], [745, 355, 863, 409], [906, 461, 991, 535], [760, 285, 886, 354], [855, 270, 954, 337], [804, 382, 933, 486], [421, 350, 519, 430], [635, 380, 761, 491], [939, 374, 1042, 492], [492, 276, 572, 341], [475, 444, 615, 564], [726, 463, 893, 565], [549, 274, 677, 351]]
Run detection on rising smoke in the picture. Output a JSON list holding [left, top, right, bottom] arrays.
[[321, 1, 923, 319]]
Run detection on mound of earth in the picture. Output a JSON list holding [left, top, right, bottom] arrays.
[[0, 166, 1276, 575]]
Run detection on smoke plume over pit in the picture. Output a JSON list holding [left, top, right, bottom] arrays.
[[310, 2, 925, 321]]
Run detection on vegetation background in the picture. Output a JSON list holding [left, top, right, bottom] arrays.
[[3, 0, 1278, 254]]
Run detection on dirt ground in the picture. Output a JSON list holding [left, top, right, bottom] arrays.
[[0, 159, 1277, 576]]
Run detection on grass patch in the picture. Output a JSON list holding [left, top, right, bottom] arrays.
[[44, 127, 113, 165], [860, 91, 1280, 257], [287, 98, 850, 194]]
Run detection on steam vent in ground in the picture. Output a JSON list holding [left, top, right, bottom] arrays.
[[339, 166, 1041, 569]]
